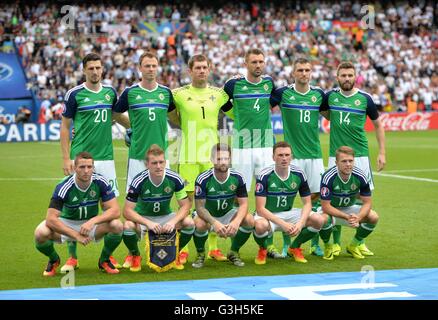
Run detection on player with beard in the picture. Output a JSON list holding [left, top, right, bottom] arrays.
[[320, 61, 386, 257], [191, 143, 254, 268]]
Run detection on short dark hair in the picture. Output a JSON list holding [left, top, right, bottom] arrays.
[[211, 143, 231, 159], [337, 61, 356, 75], [82, 53, 102, 68], [188, 54, 210, 70], [139, 51, 158, 65], [293, 57, 311, 69], [74, 151, 93, 165], [335, 146, 355, 160], [145, 144, 165, 161], [273, 141, 292, 154], [245, 48, 265, 62]]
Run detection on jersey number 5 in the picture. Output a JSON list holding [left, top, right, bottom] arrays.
[[149, 108, 156, 121]]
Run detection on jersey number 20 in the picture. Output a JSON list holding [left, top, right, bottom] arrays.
[[93, 109, 108, 123]]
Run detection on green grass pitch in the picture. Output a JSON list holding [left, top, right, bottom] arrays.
[[1, 130, 437, 290]]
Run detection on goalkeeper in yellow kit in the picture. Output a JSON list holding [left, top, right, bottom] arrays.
[[169, 54, 233, 265]]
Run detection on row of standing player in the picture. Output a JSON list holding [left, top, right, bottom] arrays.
[[35, 49, 386, 275]]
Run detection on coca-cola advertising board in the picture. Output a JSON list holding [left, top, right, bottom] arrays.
[[319, 112, 438, 133]]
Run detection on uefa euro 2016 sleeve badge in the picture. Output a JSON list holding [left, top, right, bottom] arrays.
[[145, 230, 179, 272]]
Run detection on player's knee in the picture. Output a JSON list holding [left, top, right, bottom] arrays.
[[242, 214, 255, 228], [309, 213, 324, 229], [123, 220, 136, 230], [34, 221, 51, 242], [368, 210, 379, 224], [254, 218, 269, 234], [183, 216, 195, 229], [194, 217, 208, 231], [110, 219, 124, 234]]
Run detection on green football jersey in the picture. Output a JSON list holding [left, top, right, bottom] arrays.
[[63, 83, 118, 160], [114, 83, 175, 160], [255, 165, 311, 213], [321, 88, 379, 157], [50, 173, 115, 220], [320, 166, 371, 208], [194, 168, 247, 217], [271, 84, 325, 159], [126, 168, 187, 217], [224, 76, 275, 149]]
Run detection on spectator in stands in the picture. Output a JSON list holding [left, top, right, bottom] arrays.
[[3, 1, 437, 113], [15, 106, 32, 123], [51, 96, 64, 120], [38, 96, 52, 124]]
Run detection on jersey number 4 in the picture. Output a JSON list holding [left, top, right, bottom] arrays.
[[253, 98, 260, 112]]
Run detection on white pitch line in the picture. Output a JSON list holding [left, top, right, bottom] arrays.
[[0, 155, 59, 160], [373, 172, 438, 183], [384, 168, 438, 173]]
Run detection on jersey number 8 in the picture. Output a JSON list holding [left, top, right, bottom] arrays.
[[153, 202, 161, 213]]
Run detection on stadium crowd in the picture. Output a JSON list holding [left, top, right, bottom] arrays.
[[1, 0, 437, 114]]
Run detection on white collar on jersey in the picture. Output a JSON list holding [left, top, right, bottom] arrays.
[[274, 168, 290, 181], [83, 82, 103, 94], [337, 169, 352, 184], [138, 82, 158, 92], [291, 83, 311, 95], [213, 168, 230, 185], [73, 174, 93, 192], [245, 76, 263, 85], [149, 170, 166, 188], [339, 88, 358, 98]]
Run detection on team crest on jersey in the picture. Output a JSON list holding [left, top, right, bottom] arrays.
[[263, 84, 269, 91], [195, 185, 202, 196], [321, 187, 330, 197], [311, 96, 317, 103], [89, 190, 96, 198], [159, 93, 165, 101], [351, 183, 357, 191], [290, 182, 297, 189], [105, 94, 111, 101], [229, 184, 236, 191], [255, 182, 264, 193], [354, 99, 361, 106], [164, 186, 172, 194]]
